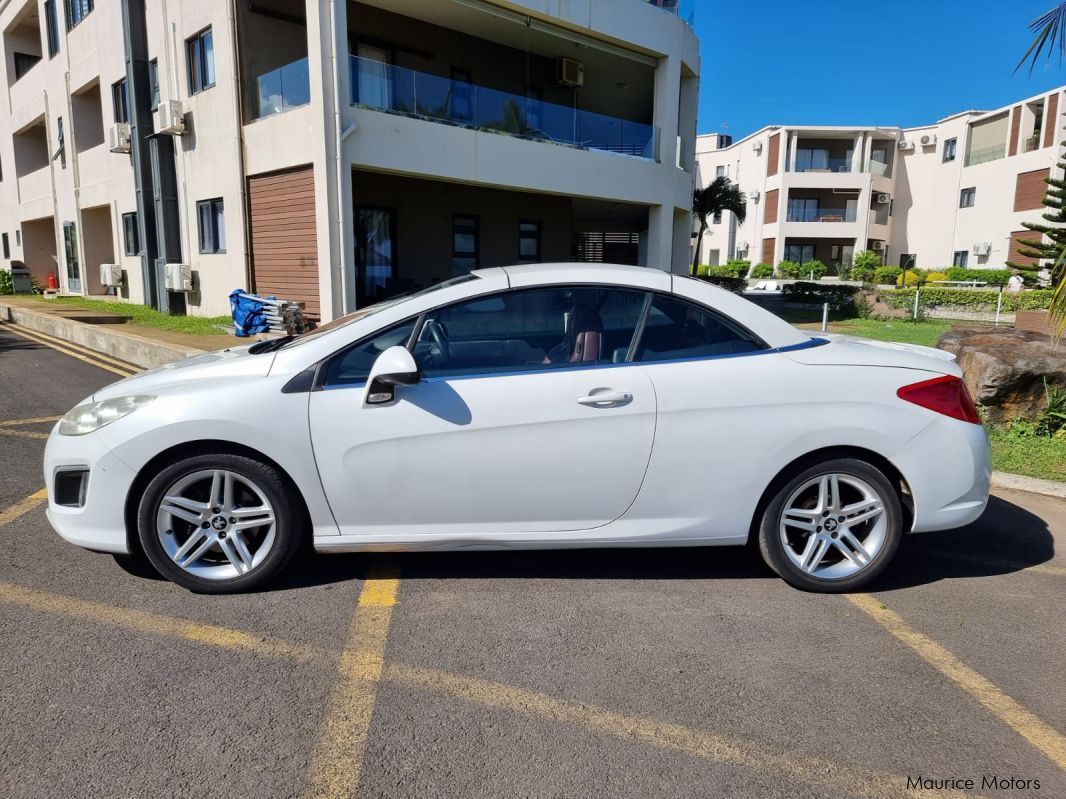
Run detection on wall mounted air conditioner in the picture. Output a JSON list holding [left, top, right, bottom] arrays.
[[751, 189, 761, 202], [164, 263, 193, 292], [972, 241, 992, 256], [153, 100, 186, 135], [108, 123, 131, 153], [875, 192, 890, 204], [753, 140, 763, 154], [99, 263, 123, 287], [556, 58, 584, 88], [898, 140, 915, 151], [871, 241, 885, 251], [919, 133, 937, 147]]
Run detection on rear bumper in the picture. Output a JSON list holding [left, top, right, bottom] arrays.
[[891, 417, 991, 533], [43, 428, 135, 555]]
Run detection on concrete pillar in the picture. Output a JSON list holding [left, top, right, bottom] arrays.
[[852, 133, 862, 172], [653, 55, 681, 167], [788, 131, 797, 172]]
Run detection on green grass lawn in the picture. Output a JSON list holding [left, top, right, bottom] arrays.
[[987, 427, 1066, 482], [793, 316, 956, 348], [54, 297, 231, 336]]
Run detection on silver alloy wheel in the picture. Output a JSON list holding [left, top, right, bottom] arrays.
[[778, 473, 888, 581], [155, 469, 277, 581]]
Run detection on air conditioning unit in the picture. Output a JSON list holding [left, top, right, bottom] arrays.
[[875, 192, 890, 204], [871, 241, 885, 251], [153, 100, 185, 135], [919, 133, 937, 147], [164, 263, 193, 292], [972, 241, 992, 256], [753, 140, 763, 154], [556, 58, 584, 88], [108, 123, 131, 153], [99, 263, 123, 287], [898, 140, 915, 151], [751, 189, 761, 202]]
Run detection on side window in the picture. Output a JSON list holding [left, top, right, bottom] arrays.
[[322, 319, 417, 387], [637, 295, 764, 362], [416, 286, 647, 379]]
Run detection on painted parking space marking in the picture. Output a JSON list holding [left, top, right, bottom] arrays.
[[0, 429, 48, 440], [848, 593, 1066, 771], [0, 321, 141, 371], [0, 322, 139, 378], [302, 566, 400, 799], [0, 416, 62, 427], [0, 578, 988, 799], [0, 489, 48, 528]]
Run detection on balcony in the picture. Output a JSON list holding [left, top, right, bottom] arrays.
[[786, 206, 857, 223], [647, 0, 696, 25], [350, 56, 658, 161], [253, 57, 310, 120], [966, 143, 1005, 167], [793, 157, 852, 174], [17, 165, 51, 204]]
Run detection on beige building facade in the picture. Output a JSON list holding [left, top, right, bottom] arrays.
[[694, 87, 1065, 274], [0, 0, 699, 320]]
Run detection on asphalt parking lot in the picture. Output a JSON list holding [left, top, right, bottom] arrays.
[[1, 321, 1064, 799]]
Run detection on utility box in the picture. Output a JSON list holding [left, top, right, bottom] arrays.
[[9, 261, 32, 293]]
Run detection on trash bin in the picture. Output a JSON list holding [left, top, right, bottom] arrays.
[[9, 261, 32, 294]]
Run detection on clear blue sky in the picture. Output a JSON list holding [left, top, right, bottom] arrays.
[[695, 0, 1066, 139]]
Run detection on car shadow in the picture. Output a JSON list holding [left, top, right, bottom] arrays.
[[271, 494, 1056, 592]]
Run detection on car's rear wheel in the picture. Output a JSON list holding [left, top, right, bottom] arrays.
[[137, 453, 303, 593], [758, 458, 903, 592]]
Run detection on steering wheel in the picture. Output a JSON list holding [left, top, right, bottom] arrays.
[[424, 319, 451, 361]]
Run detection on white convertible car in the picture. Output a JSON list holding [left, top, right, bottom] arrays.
[[44, 264, 990, 593]]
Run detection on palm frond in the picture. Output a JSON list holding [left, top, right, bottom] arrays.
[[1015, 3, 1066, 75]]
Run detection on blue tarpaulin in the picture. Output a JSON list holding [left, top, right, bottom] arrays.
[[229, 289, 273, 337]]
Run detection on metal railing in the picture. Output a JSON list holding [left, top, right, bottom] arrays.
[[965, 143, 1006, 166], [349, 56, 658, 160], [253, 57, 311, 120]]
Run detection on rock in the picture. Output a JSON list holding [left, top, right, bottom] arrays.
[[937, 326, 1066, 423]]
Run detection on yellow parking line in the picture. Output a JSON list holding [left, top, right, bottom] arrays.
[[0, 578, 984, 799], [848, 593, 1066, 770], [0, 321, 141, 371], [0, 416, 62, 427], [302, 566, 400, 799], [0, 489, 48, 527], [0, 429, 48, 440], [0, 324, 136, 378]]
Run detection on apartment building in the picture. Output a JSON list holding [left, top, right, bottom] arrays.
[[694, 86, 1064, 274], [0, 0, 699, 321]]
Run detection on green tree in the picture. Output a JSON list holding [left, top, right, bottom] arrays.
[[691, 177, 747, 276]]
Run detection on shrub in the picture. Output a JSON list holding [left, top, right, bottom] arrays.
[[882, 288, 1054, 312], [849, 265, 875, 283], [776, 260, 803, 278], [750, 263, 774, 279], [924, 271, 949, 283], [782, 281, 860, 312], [0, 269, 11, 296], [697, 260, 750, 278], [853, 250, 882, 270], [944, 267, 1010, 286], [874, 266, 902, 284], [897, 271, 922, 287], [697, 275, 747, 294], [777, 260, 827, 279]]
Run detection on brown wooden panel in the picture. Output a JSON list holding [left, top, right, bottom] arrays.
[[248, 165, 320, 318], [764, 189, 779, 224], [1009, 229, 1041, 266], [767, 133, 780, 177], [1008, 105, 1022, 156], [1014, 168, 1050, 212], [1045, 93, 1060, 148], [762, 237, 775, 265]]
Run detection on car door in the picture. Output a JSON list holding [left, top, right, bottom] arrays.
[[308, 285, 656, 536]]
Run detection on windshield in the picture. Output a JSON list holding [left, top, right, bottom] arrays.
[[281, 273, 481, 348]]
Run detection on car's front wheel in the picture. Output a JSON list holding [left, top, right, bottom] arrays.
[[137, 453, 304, 593], [758, 458, 903, 592]]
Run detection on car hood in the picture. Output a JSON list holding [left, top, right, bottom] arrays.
[[91, 345, 275, 402], [785, 332, 960, 375]]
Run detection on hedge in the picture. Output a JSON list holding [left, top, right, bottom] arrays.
[[697, 275, 747, 294], [944, 267, 1010, 286], [778, 260, 827, 280], [882, 288, 1053, 311], [782, 282, 860, 311], [696, 260, 750, 279], [750, 263, 774, 279]]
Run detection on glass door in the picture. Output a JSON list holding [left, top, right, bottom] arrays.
[[62, 221, 81, 292]]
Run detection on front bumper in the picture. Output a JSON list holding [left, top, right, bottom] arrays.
[[891, 416, 991, 533], [43, 426, 136, 555]]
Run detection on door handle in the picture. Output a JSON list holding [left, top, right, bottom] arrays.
[[577, 390, 633, 406]]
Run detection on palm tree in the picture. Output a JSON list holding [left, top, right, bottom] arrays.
[[692, 177, 747, 275], [1018, 3, 1066, 336]]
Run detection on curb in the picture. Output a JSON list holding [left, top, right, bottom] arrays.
[[991, 471, 1066, 500], [0, 302, 205, 369]]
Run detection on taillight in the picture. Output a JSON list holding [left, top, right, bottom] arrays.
[[897, 375, 981, 424]]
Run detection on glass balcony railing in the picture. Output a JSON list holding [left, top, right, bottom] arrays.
[[647, 0, 696, 26], [965, 143, 1006, 167], [792, 158, 852, 173], [349, 56, 658, 160], [867, 159, 890, 177], [786, 207, 857, 223], [254, 57, 310, 120]]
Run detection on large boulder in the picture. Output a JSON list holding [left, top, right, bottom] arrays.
[[937, 327, 1066, 424]]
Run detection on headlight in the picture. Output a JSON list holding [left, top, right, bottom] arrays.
[[59, 396, 156, 436]]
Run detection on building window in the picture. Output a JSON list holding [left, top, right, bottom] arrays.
[[55, 117, 66, 168], [518, 221, 541, 263], [452, 215, 479, 275], [2, 233, 9, 259], [112, 78, 129, 124], [952, 250, 969, 268], [784, 244, 815, 263], [197, 198, 225, 253], [186, 28, 215, 95], [15, 230, 21, 246], [13, 52, 41, 80], [943, 138, 957, 163], [149, 59, 160, 109], [712, 210, 722, 225], [960, 187, 976, 208], [64, 0, 93, 31], [715, 165, 726, 178], [44, 0, 60, 57], [121, 212, 139, 256]]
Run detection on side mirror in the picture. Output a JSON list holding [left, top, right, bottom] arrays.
[[363, 346, 420, 406]]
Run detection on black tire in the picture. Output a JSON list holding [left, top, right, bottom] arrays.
[[757, 458, 903, 593], [137, 453, 305, 593]]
